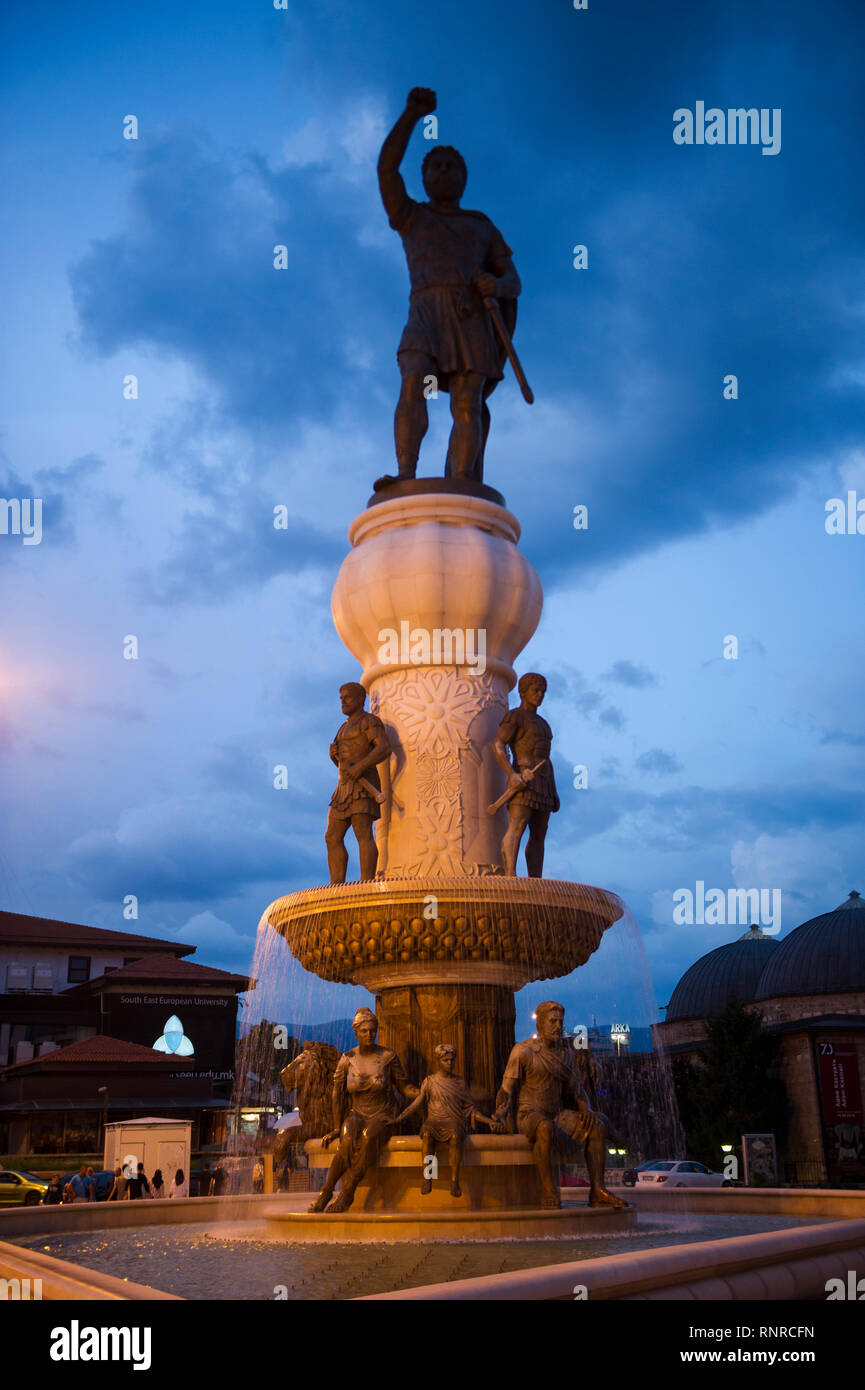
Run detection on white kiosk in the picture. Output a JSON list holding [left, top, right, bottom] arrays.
[[104, 1117, 192, 1187]]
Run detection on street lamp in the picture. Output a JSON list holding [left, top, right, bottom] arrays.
[[97, 1086, 109, 1154]]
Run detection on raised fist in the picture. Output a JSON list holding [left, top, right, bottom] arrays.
[[407, 87, 436, 117]]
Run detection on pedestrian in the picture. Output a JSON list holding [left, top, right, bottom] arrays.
[[169, 1168, 188, 1198], [61, 1181, 75, 1204], [252, 1158, 264, 1194], [199, 1162, 213, 1197], [67, 1165, 93, 1202], [126, 1162, 151, 1200], [44, 1175, 63, 1206], [85, 1166, 98, 1201], [106, 1166, 127, 1201], [151, 1168, 165, 1198], [212, 1162, 229, 1196]]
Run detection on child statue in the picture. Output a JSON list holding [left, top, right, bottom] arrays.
[[392, 1042, 501, 1198]]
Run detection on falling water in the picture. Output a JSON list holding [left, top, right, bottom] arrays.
[[233, 873, 683, 1183]]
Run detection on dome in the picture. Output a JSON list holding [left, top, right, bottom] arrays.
[[754, 891, 865, 1002], [665, 926, 779, 1023]]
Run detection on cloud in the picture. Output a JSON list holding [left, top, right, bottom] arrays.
[[175, 910, 255, 972], [603, 660, 658, 689], [547, 666, 626, 733], [635, 748, 683, 776], [66, 76, 865, 594], [134, 494, 342, 606], [68, 130, 396, 438], [821, 728, 865, 748], [63, 792, 320, 901], [731, 832, 845, 900]]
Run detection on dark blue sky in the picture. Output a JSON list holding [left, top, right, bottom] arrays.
[[1, 0, 863, 1036]]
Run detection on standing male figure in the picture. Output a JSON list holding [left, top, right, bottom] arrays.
[[376, 86, 522, 488], [325, 682, 391, 883], [310, 1008, 418, 1214], [493, 672, 559, 877], [494, 1000, 627, 1210]]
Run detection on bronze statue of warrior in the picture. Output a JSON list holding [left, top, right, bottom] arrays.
[[325, 682, 391, 884], [375, 87, 522, 490], [494, 1001, 627, 1210], [492, 672, 560, 877], [309, 1008, 418, 1214], [391, 1042, 501, 1198]]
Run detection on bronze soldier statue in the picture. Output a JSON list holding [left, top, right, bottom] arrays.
[[375, 87, 523, 490], [492, 672, 559, 877], [494, 1001, 627, 1210], [325, 682, 391, 884], [310, 1007, 418, 1214], [391, 1042, 501, 1198]]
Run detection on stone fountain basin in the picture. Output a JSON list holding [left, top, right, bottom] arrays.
[[264, 1136, 637, 1241], [260, 877, 624, 990]]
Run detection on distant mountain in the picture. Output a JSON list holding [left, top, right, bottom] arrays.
[[281, 1018, 355, 1051]]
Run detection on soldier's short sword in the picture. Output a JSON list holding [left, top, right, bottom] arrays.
[[483, 296, 534, 405], [345, 772, 387, 805], [487, 760, 546, 816]]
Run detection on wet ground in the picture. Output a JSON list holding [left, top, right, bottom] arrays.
[[15, 1212, 832, 1300]]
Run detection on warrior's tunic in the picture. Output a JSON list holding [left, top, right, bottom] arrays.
[[499, 1038, 601, 1148], [329, 712, 386, 820], [496, 707, 559, 812], [415, 1072, 479, 1143], [388, 192, 516, 388]]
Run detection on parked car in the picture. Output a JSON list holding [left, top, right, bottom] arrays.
[[636, 1160, 731, 1188], [559, 1172, 590, 1187], [0, 1169, 49, 1206], [57, 1169, 115, 1201], [622, 1161, 664, 1187]]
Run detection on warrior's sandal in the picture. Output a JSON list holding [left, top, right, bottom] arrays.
[[588, 1189, 628, 1209]]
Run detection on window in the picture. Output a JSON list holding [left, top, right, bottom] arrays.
[[67, 956, 91, 984]]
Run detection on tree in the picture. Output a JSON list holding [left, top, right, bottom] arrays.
[[672, 998, 789, 1171], [236, 1019, 302, 1101]]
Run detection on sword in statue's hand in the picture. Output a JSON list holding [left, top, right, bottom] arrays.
[[487, 760, 546, 816], [472, 272, 534, 405], [343, 766, 387, 805], [483, 298, 534, 404]]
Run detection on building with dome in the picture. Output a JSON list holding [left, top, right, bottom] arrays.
[[654, 893, 865, 1185]]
